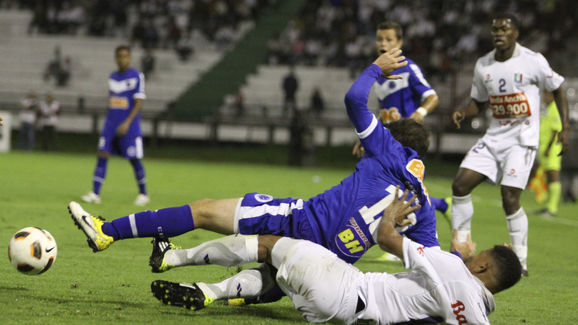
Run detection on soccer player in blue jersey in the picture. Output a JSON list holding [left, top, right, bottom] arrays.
[[354, 22, 449, 230], [69, 49, 438, 304], [81, 45, 149, 206]]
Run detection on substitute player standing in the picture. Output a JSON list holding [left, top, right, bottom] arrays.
[[81, 46, 149, 206], [451, 13, 569, 276]]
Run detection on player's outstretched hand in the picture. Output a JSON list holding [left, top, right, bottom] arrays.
[[452, 111, 465, 129], [385, 186, 421, 227], [373, 48, 407, 79], [451, 230, 476, 259]]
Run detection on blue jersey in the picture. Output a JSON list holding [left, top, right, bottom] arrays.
[[103, 67, 146, 136], [302, 64, 438, 264], [374, 58, 435, 122]]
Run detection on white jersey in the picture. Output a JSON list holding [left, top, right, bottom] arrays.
[[471, 43, 564, 148], [357, 238, 494, 325]]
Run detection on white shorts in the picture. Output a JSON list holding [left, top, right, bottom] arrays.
[[271, 238, 362, 324], [460, 139, 536, 189]]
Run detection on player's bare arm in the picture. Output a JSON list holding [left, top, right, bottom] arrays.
[[410, 93, 439, 123], [377, 186, 421, 258], [373, 48, 408, 79], [116, 98, 143, 136], [552, 84, 570, 155], [453, 99, 485, 129]]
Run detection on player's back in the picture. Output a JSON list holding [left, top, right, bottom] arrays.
[[303, 129, 438, 264]]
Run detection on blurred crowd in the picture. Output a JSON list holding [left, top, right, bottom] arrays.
[[3, 0, 274, 54], [266, 0, 576, 79], [18, 91, 61, 151]]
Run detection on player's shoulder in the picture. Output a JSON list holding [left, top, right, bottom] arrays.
[[475, 50, 495, 67]]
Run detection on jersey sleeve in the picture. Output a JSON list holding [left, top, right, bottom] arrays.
[[134, 72, 146, 100], [535, 53, 564, 92], [345, 64, 399, 157], [470, 59, 488, 102], [402, 237, 444, 286], [408, 63, 436, 103]]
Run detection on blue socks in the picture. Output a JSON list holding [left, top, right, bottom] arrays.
[[92, 157, 108, 195], [102, 205, 194, 240], [431, 196, 449, 214], [130, 159, 147, 195]]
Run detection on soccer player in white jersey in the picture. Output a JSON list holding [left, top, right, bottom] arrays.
[[150, 187, 522, 324], [81, 46, 150, 206], [451, 13, 570, 276]]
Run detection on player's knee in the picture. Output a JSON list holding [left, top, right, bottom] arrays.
[[452, 179, 471, 196], [189, 199, 215, 222]]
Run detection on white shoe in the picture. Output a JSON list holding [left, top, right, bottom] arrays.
[[68, 201, 114, 252], [135, 194, 150, 206], [81, 191, 101, 204]]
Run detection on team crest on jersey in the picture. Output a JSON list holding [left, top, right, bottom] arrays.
[[514, 73, 523, 83], [254, 194, 273, 203], [485, 74, 492, 81]]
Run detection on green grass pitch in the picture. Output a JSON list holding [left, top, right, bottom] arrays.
[[1, 151, 577, 324]]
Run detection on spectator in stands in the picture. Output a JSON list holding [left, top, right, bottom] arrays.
[[57, 56, 72, 87], [43, 46, 62, 83], [310, 87, 324, 119], [141, 48, 155, 80], [38, 93, 60, 151], [18, 91, 38, 150], [281, 66, 299, 117], [234, 88, 245, 117], [175, 31, 194, 61]]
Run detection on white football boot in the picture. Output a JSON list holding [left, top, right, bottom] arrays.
[[135, 194, 150, 206], [81, 191, 101, 204]]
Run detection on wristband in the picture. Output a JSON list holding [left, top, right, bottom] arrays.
[[416, 107, 428, 117]]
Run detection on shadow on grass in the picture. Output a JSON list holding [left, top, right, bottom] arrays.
[[156, 302, 303, 322]]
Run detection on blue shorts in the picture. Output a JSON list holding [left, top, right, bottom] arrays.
[[234, 193, 318, 243], [98, 133, 143, 159]]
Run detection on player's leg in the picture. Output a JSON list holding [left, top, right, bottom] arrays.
[[541, 148, 562, 216], [451, 140, 496, 242], [68, 197, 239, 252], [82, 133, 114, 204], [268, 236, 362, 323], [544, 169, 561, 216], [120, 134, 149, 205], [500, 145, 536, 276], [150, 236, 277, 310], [451, 168, 487, 242], [501, 185, 527, 275]]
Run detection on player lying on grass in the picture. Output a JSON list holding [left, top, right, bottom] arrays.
[[69, 48, 439, 299], [150, 187, 522, 324]]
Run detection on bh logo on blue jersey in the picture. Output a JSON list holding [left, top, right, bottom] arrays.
[[335, 218, 371, 258]]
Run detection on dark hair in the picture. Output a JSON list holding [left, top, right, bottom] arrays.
[[115, 45, 131, 55], [377, 21, 403, 40], [490, 245, 522, 292], [386, 119, 429, 158], [493, 13, 520, 30]]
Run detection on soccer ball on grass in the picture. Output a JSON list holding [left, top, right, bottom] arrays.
[[8, 227, 57, 275]]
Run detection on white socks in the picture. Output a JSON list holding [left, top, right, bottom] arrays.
[[506, 207, 528, 270], [197, 263, 276, 300], [165, 235, 259, 267], [451, 194, 474, 242]]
